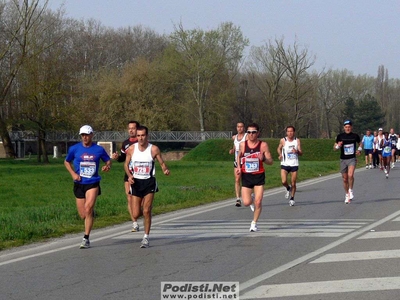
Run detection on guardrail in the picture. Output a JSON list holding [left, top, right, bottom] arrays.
[[8, 131, 232, 142]]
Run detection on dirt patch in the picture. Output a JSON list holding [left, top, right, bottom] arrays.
[[162, 151, 188, 161]]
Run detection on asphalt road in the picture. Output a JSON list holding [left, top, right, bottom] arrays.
[[2, 164, 400, 300]]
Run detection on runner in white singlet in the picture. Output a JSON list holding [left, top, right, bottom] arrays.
[[229, 122, 247, 207], [277, 126, 302, 206]]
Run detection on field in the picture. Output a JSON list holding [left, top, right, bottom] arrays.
[[0, 138, 342, 250]]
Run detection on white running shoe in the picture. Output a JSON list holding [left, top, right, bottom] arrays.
[[249, 221, 258, 232], [285, 186, 291, 199], [365, 165, 368, 169], [289, 200, 295, 206], [140, 237, 149, 248], [384, 169, 388, 174], [369, 164, 372, 169], [132, 222, 139, 232], [349, 189, 354, 200], [344, 193, 350, 204], [79, 238, 90, 249], [391, 163, 395, 169], [386, 173, 389, 179]]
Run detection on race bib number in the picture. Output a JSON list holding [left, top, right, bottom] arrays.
[[344, 144, 354, 155], [287, 146, 296, 159], [133, 161, 151, 177], [244, 157, 259, 173], [80, 162, 96, 178]]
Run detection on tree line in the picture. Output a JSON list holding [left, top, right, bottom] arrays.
[[0, 0, 394, 161]]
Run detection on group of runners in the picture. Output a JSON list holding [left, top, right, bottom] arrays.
[[361, 127, 399, 178], [229, 122, 302, 232], [230, 120, 398, 231], [64, 119, 396, 245], [64, 122, 170, 249]]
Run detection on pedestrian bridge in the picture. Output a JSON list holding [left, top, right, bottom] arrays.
[[9, 131, 232, 142]]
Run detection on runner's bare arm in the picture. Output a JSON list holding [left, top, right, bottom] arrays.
[[261, 142, 273, 165], [152, 145, 170, 176], [277, 138, 284, 160], [124, 145, 135, 183]]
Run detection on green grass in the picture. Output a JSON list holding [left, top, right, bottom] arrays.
[[0, 138, 341, 250]]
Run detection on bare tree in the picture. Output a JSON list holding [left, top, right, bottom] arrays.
[[0, 0, 49, 157], [275, 38, 316, 133], [247, 40, 288, 135]]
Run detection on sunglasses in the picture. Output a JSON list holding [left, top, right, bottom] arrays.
[[247, 130, 258, 134]]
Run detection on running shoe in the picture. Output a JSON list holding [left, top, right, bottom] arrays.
[[365, 165, 368, 169], [386, 173, 389, 179], [235, 199, 242, 207], [140, 237, 149, 248], [132, 222, 139, 232], [369, 164, 372, 169], [344, 193, 350, 204], [384, 169, 388, 174], [285, 186, 291, 199], [249, 221, 258, 232], [391, 163, 395, 169], [349, 189, 354, 200], [250, 193, 255, 212], [79, 238, 90, 249], [289, 199, 295, 206]]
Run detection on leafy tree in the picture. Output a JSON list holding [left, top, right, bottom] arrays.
[[353, 94, 385, 133], [165, 22, 249, 131]]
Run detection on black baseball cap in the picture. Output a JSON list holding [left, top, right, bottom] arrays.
[[343, 120, 352, 126]]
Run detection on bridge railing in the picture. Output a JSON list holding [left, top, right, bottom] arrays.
[[8, 131, 232, 142]]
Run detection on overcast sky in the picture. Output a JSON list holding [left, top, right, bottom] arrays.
[[48, 0, 400, 79]]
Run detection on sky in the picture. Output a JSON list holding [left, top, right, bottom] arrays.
[[47, 0, 400, 79]]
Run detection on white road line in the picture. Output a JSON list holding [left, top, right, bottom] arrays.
[[112, 219, 367, 239], [358, 230, 400, 239], [239, 209, 400, 292], [311, 249, 400, 263], [241, 277, 400, 299]]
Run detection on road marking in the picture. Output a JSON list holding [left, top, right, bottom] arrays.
[[113, 219, 369, 240], [239, 209, 400, 292], [358, 230, 400, 239], [241, 277, 400, 299], [311, 249, 400, 263]]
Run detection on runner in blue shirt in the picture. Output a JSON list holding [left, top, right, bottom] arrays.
[[361, 129, 374, 169], [64, 125, 112, 249]]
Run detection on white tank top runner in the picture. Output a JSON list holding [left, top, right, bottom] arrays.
[[280, 137, 299, 167], [377, 135, 383, 151], [234, 133, 247, 160], [130, 143, 155, 179]]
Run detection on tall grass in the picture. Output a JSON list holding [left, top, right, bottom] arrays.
[[0, 138, 341, 250]]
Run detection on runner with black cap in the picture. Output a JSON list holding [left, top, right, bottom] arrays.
[[334, 120, 361, 204]]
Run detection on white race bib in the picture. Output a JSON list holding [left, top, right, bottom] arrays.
[[133, 162, 151, 177], [344, 144, 354, 155], [244, 157, 259, 173], [80, 161, 96, 178]]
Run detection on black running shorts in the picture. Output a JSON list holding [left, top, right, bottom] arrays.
[[241, 172, 265, 188], [129, 177, 159, 198], [73, 182, 101, 198]]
